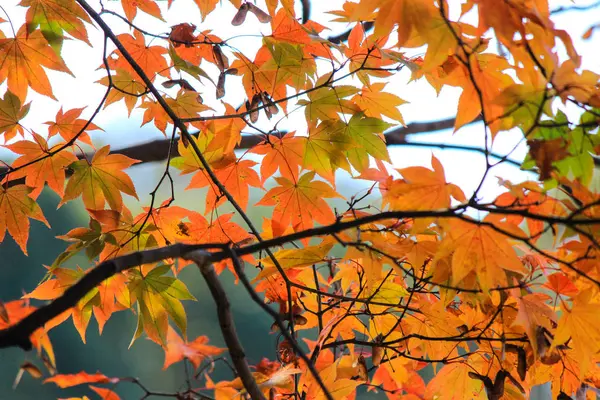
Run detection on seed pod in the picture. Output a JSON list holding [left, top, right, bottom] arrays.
[[212, 45, 228, 72], [355, 355, 368, 381], [231, 3, 249, 26], [247, 3, 272, 23], [216, 72, 226, 99], [260, 92, 273, 119], [263, 92, 279, 115], [162, 79, 196, 91], [249, 93, 261, 123], [371, 334, 384, 367]]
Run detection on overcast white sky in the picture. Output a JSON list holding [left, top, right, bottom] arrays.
[[1, 0, 599, 209]]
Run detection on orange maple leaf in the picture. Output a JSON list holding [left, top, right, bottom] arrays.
[[256, 171, 342, 236], [60, 145, 139, 211], [5, 132, 78, 198], [163, 327, 225, 370], [0, 184, 49, 254], [110, 30, 170, 81], [0, 25, 72, 100], [188, 159, 262, 213], [45, 107, 103, 146], [24, 266, 97, 341], [352, 82, 407, 125], [97, 69, 146, 115], [89, 385, 121, 400], [385, 154, 466, 211], [0, 300, 54, 366], [425, 361, 485, 400], [19, 0, 92, 49], [120, 0, 164, 22], [93, 272, 130, 334], [436, 216, 528, 290], [44, 371, 116, 388], [193, 0, 219, 21], [251, 132, 305, 183]]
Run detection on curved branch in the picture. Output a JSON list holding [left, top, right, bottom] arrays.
[[2, 203, 600, 352], [183, 250, 265, 400]]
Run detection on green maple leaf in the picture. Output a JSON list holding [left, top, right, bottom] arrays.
[[344, 112, 392, 172], [128, 264, 196, 346]]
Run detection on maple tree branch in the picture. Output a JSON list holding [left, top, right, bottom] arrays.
[[0, 243, 206, 351], [0, 114, 490, 188], [183, 250, 265, 400], [226, 248, 334, 400], [0, 204, 598, 354]]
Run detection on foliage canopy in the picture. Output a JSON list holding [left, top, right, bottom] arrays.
[[1, 0, 600, 399]]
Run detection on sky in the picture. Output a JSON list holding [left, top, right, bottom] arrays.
[[0, 0, 599, 210]]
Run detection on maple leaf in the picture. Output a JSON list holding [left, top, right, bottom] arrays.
[[19, 0, 92, 51], [193, 0, 219, 21], [435, 216, 528, 290], [141, 92, 212, 134], [253, 240, 334, 281], [97, 69, 146, 115], [298, 81, 360, 122], [343, 112, 391, 172], [448, 54, 514, 133], [24, 266, 98, 341], [425, 361, 485, 400], [120, 0, 164, 22], [352, 0, 437, 48], [527, 138, 570, 181], [4, 132, 78, 198], [256, 171, 342, 235], [93, 272, 130, 334], [552, 292, 600, 377], [60, 145, 139, 211], [128, 264, 196, 346], [169, 23, 196, 47], [543, 273, 578, 297], [0, 300, 54, 365], [512, 292, 556, 357], [251, 132, 305, 182], [0, 184, 49, 254], [44, 371, 117, 388], [45, 107, 103, 146], [303, 120, 353, 183], [352, 82, 407, 125], [188, 159, 262, 213], [0, 90, 30, 141], [0, 25, 73, 100], [110, 31, 170, 81], [163, 327, 224, 370], [344, 23, 394, 86], [89, 386, 120, 400], [385, 154, 466, 211]]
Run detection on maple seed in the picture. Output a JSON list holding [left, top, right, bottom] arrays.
[[247, 3, 272, 23], [354, 355, 368, 381], [231, 3, 249, 26], [249, 94, 261, 123], [212, 45, 228, 72], [162, 79, 196, 91], [371, 334, 384, 366]]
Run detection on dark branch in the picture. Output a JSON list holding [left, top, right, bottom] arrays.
[[183, 250, 265, 400]]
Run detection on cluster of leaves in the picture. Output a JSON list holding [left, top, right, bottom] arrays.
[[1, 0, 600, 399]]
